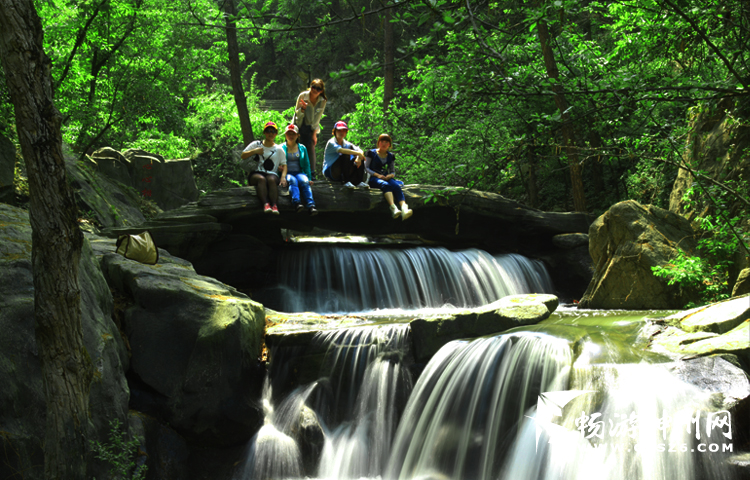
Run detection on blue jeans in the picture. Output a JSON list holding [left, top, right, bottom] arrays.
[[286, 172, 315, 207], [368, 177, 405, 203]]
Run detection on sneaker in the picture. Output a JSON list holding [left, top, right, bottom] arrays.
[[401, 204, 413, 221], [357, 182, 370, 189], [309, 207, 318, 216], [263, 203, 272, 214], [295, 203, 304, 213], [390, 204, 401, 219], [271, 205, 280, 215], [343, 182, 356, 189]]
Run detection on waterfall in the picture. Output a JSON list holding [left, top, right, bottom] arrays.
[[385, 332, 573, 480], [269, 246, 553, 313]]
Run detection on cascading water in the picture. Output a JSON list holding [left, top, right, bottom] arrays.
[[237, 245, 739, 480], [267, 246, 553, 313]]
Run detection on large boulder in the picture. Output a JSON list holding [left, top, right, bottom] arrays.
[[0, 133, 14, 204], [578, 200, 698, 309], [94, 238, 266, 445], [0, 204, 131, 479]]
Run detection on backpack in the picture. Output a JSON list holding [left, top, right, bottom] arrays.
[[115, 231, 159, 265]]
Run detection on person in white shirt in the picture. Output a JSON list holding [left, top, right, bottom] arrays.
[[241, 121, 287, 214]]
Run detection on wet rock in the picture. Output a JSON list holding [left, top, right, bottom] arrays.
[[410, 294, 559, 362], [294, 405, 325, 475]]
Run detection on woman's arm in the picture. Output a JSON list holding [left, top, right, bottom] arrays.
[[311, 98, 326, 134]]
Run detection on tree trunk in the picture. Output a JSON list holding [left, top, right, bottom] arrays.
[[224, 0, 253, 145], [383, 8, 395, 110], [537, 18, 587, 212], [0, 1, 93, 479], [527, 141, 539, 208]]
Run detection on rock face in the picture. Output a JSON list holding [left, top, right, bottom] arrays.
[[94, 237, 266, 445], [734, 268, 750, 297], [89, 147, 199, 212], [578, 200, 698, 309], [67, 154, 149, 228], [0, 204, 131, 479]]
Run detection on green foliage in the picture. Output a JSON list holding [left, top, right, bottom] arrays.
[[90, 419, 147, 480], [651, 185, 745, 307], [184, 80, 292, 192]]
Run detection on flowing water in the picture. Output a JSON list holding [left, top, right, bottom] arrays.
[[264, 246, 553, 313], [235, 246, 739, 480]]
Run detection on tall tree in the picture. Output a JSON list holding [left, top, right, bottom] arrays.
[[224, 0, 253, 144], [0, 1, 92, 479], [536, 14, 587, 212]]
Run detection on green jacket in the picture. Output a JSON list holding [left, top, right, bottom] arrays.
[[281, 143, 311, 178]]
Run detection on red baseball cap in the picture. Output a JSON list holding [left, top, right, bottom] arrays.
[[334, 121, 348, 130]]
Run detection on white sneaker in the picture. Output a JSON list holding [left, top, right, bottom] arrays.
[[343, 182, 356, 189], [390, 204, 401, 218], [401, 204, 413, 221], [357, 182, 370, 189]]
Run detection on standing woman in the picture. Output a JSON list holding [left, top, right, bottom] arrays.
[[282, 124, 318, 215], [365, 133, 413, 220], [241, 121, 287, 214], [292, 79, 327, 180]]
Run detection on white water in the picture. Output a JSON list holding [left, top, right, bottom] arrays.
[[237, 247, 737, 480], [272, 246, 553, 313]]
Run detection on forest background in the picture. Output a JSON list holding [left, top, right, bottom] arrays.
[[1, 0, 749, 301]]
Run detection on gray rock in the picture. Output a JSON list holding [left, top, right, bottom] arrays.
[[129, 411, 190, 480], [410, 294, 558, 362], [66, 155, 148, 228], [733, 268, 750, 297], [95, 239, 266, 444], [578, 200, 699, 309], [0, 204, 130, 480]]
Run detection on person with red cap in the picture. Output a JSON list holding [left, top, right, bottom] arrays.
[[322, 121, 368, 189], [240, 121, 287, 214], [282, 124, 318, 215]]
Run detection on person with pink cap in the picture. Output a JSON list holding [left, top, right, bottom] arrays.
[[322, 121, 368, 189], [240, 121, 287, 214]]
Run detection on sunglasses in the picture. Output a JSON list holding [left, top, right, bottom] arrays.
[[264, 129, 277, 134], [311, 86, 323, 91]]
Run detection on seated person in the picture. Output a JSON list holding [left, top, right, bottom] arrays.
[[282, 124, 318, 216], [365, 133, 413, 220], [322, 121, 368, 189], [241, 121, 287, 214]]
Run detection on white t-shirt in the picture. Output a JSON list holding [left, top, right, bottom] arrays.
[[243, 141, 286, 175]]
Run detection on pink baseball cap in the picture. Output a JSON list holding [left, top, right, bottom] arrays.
[[334, 121, 348, 130]]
